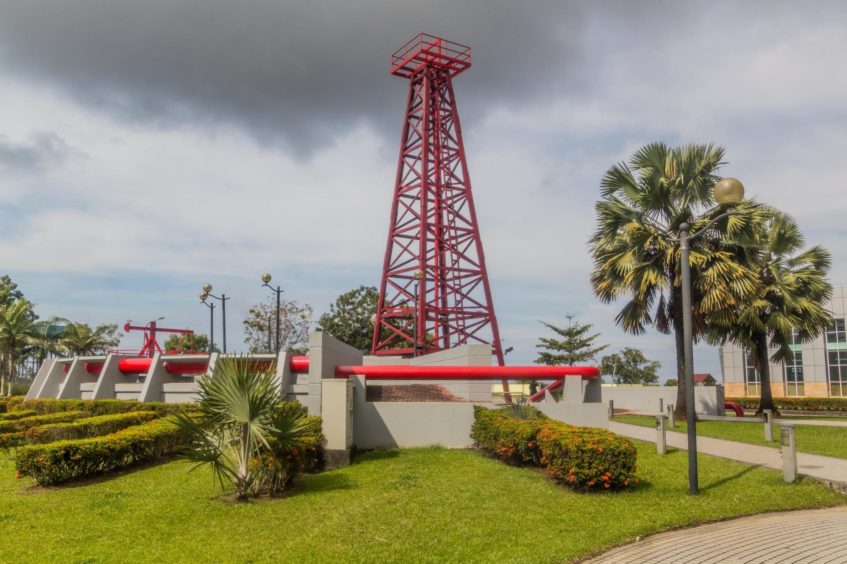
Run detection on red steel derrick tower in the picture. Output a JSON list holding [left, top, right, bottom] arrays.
[[371, 34, 506, 370]]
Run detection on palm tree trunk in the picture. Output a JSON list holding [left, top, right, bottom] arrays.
[[755, 332, 778, 416]]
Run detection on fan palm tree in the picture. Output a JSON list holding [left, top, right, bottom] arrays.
[[0, 299, 38, 396], [59, 322, 121, 356], [176, 359, 312, 499], [709, 209, 832, 414], [589, 142, 760, 417]]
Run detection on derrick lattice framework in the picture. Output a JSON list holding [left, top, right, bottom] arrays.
[[371, 34, 505, 367]]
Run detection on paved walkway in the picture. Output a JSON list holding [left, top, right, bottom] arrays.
[[586, 505, 847, 563], [609, 421, 847, 486]]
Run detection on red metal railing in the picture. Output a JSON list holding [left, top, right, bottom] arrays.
[[390, 33, 472, 78]]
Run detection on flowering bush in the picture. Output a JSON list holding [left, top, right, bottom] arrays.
[[537, 421, 637, 491], [15, 416, 188, 485], [471, 405, 546, 466], [471, 405, 638, 492]]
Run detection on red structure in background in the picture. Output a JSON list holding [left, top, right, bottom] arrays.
[[123, 320, 194, 357], [372, 35, 506, 381]]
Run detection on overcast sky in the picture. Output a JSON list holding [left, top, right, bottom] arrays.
[[1, 1, 846, 379]]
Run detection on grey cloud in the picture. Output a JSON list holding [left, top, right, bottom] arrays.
[[0, 133, 72, 171], [0, 1, 843, 155], [0, 0, 620, 154]]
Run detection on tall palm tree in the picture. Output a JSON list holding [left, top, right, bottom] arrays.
[[0, 300, 38, 396], [589, 142, 759, 417], [59, 322, 121, 356], [709, 209, 832, 414]]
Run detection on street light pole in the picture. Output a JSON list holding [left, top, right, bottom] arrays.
[[676, 176, 746, 495], [198, 293, 215, 353], [200, 284, 230, 353], [679, 222, 699, 495], [261, 273, 284, 354]]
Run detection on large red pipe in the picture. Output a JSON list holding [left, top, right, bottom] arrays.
[[113, 356, 310, 375], [290, 356, 309, 373], [333, 365, 599, 379]]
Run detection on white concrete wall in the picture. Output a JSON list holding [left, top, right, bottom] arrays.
[[601, 385, 724, 415]]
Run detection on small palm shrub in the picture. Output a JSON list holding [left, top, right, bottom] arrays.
[[176, 358, 320, 499]]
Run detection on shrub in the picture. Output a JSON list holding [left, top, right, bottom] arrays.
[[249, 402, 325, 494], [0, 410, 38, 421], [471, 405, 547, 466], [0, 411, 91, 434], [10, 399, 187, 417], [537, 421, 638, 491], [15, 416, 189, 485], [1, 411, 159, 449], [726, 396, 847, 412]]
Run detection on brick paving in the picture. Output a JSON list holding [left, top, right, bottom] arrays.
[[586, 505, 847, 563]]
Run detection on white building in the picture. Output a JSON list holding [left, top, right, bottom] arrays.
[[719, 285, 847, 398]]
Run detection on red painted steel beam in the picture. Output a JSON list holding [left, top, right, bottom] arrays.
[[529, 379, 563, 402], [334, 365, 599, 380]]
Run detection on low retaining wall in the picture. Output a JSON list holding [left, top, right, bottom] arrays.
[[601, 385, 724, 415]]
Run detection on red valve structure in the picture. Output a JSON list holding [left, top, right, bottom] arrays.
[[123, 320, 194, 357]]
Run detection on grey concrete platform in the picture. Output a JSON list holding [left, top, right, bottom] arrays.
[[586, 505, 847, 563]]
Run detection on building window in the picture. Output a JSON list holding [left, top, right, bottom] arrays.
[[826, 319, 847, 397], [744, 350, 760, 396], [784, 329, 804, 396]]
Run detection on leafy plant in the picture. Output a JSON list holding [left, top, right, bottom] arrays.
[[176, 359, 316, 498]]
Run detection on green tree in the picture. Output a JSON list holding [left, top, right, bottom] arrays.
[[0, 275, 25, 308], [164, 333, 211, 353], [600, 347, 661, 385], [317, 286, 379, 353], [709, 209, 832, 415], [0, 299, 38, 396], [535, 318, 607, 366], [665, 378, 678, 387], [589, 142, 759, 417], [175, 360, 313, 499], [243, 297, 312, 354], [59, 322, 121, 356]]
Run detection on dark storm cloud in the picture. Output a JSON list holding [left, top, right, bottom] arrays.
[[0, 133, 71, 171], [0, 0, 602, 153]]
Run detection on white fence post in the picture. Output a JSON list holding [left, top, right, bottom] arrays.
[[764, 409, 773, 442], [656, 415, 667, 455], [781, 425, 798, 483]]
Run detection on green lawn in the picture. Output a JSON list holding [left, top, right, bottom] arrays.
[[1, 444, 843, 563], [616, 415, 847, 459]]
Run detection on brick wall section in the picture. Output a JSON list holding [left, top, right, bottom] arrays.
[[366, 384, 466, 402]]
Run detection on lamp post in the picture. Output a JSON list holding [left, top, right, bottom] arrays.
[[261, 273, 284, 354], [412, 268, 424, 357], [680, 177, 745, 495], [198, 293, 215, 353], [200, 283, 230, 353]]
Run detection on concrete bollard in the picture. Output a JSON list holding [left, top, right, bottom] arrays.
[[607, 399, 615, 419], [764, 409, 773, 442], [658, 398, 664, 414], [781, 425, 798, 483], [655, 415, 667, 455], [667, 404, 675, 428]]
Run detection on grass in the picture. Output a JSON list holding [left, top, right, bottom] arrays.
[[1, 444, 844, 563], [616, 415, 847, 459]]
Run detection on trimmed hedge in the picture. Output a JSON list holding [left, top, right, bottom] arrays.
[[471, 405, 638, 492], [10, 399, 187, 417], [0, 411, 159, 449], [537, 422, 638, 491], [470, 405, 547, 466], [0, 411, 91, 434], [16, 416, 189, 485], [727, 396, 847, 412], [0, 410, 38, 421]]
